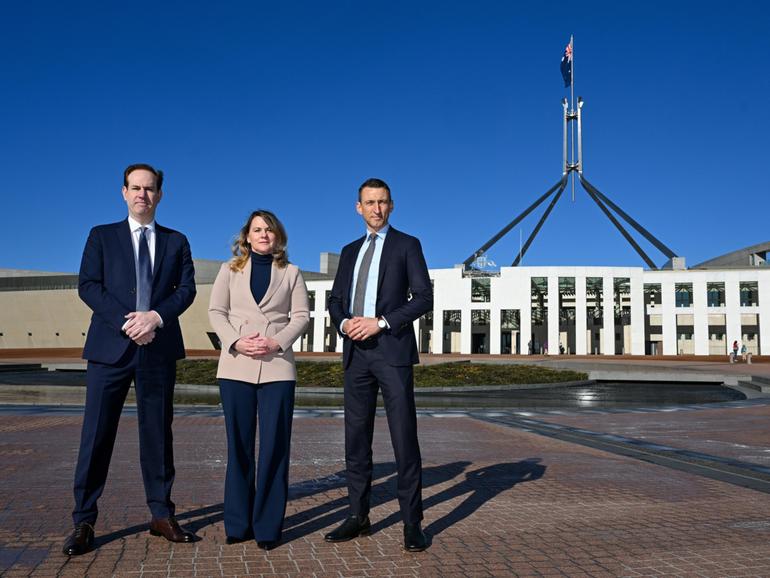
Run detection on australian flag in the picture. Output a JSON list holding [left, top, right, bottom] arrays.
[[560, 40, 572, 87]]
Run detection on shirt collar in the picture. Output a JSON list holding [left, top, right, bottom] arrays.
[[128, 215, 156, 234], [365, 224, 390, 241]]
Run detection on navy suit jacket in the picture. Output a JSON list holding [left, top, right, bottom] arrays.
[[78, 219, 196, 365], [329, 226, 433, 368]]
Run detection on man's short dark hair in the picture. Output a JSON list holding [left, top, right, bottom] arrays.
[[123, 163, 164, 191], [358, 177, 391, 201]]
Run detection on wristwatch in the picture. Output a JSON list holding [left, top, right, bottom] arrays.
[[377, 317, 387, 330]]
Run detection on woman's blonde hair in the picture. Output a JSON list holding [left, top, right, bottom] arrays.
[[230, 209, 289, 271]]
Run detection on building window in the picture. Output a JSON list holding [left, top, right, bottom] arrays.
[[471, 310, 490, 354], [644, 283, 661, 306], [308, 290, 316, 310], [500, 309, 520, 354], [471, 277, 491, 302], [675, 283, 693, 307], [614, 278, 631, 323], [706, 283, 724, 307], [740, 282, 759, 306], [531, 277, 548, 326]]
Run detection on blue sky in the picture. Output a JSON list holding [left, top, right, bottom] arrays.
[[1, 0, 768, 274]]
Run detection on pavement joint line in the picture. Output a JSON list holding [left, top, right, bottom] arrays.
[[469, 411, 770, 494]]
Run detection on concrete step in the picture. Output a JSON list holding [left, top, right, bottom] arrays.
[[0, 363, 43, 373], [738, 379, 770, 393], [750, 375, 770, 387]]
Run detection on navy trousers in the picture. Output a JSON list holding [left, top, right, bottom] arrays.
[[344, 343, 423, 524], [72, 346, 176, 525], [218, 378, 295, 542]]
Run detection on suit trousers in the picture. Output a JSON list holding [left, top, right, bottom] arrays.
[[72, 345, 176, 525], [218, 378, 295, 542], [344, 343, 423, 524]]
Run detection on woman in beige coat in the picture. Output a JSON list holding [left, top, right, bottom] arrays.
[[208, 210, 309, 549]]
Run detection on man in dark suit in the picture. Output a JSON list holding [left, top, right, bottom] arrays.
[[63, 164, 197, 556], [325, 178, 433, 552]]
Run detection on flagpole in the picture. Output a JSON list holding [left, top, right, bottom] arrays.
[[570, 34, 575, 201]]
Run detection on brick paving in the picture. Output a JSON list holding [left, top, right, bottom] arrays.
[[1, 403, 770, 577], [538, 401, 770, 469]]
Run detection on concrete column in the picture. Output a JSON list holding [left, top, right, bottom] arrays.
[[602, 275, 615, 355], [725, 276, 741, 353], [693, 277, 708, 355], [548, 276, 559, 355], [460, 308, 471, 354], [313, 293, 326, 353], [490, 307, 501, 355], [432, 309, 443, 354], [661, 277, 677, 355], [521, 277, 532, 355], [575, 276, 587, 355], [630, 275, 645, 355], [760, 277, 770, 355]]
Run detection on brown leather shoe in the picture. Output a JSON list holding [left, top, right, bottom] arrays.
[[149, 517, 196, 543], [62, 522, 95, 556]]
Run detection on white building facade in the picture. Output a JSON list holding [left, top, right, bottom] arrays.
[[300, 264, 769, 357]]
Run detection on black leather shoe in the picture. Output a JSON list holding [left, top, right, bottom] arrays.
[[149, 517, 197, 543], [257, 540, 278, 550], [403, 522, 427, 552], [62, 522, 95, 556], [226, 535, 251, 545], [324, 515, 371, 542]]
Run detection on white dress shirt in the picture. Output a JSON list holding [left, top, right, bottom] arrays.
[[124, 216, 163, 327]]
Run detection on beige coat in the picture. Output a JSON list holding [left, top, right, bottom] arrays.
[[208, 260, 309, 384]]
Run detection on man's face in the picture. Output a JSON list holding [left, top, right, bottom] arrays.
[[356, 187, 393, 232], [122, 169, 161, 223]]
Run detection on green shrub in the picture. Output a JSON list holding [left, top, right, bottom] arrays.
[[176, 359, 586, 388]]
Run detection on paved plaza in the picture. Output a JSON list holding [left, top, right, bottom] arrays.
[[2, 355, 770, 577], [2, 390, 770, 577]]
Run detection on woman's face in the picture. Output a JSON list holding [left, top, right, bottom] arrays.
[[248, 216, 277, 255]]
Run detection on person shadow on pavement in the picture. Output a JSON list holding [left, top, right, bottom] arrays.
[[280, 460, 472, 543], [363, 458, 546, 545], [94, 458, 545, 547], [422, 458, 546, 539]]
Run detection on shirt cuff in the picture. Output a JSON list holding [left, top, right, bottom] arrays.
[[340, 318, 350, 335]]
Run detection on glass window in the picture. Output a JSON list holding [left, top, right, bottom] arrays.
[[675, 283, 693, 307], [471, 277, 491, 302], [740, 282, 759, 306], [644, 283, 661, 306], [706, 283, 724, 307]]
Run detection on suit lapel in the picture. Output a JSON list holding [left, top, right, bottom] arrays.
[[260, 263, 286, 307], [376, 227, 395, 291], [116, 220, 137, 280], [153, 224, 168, 278]]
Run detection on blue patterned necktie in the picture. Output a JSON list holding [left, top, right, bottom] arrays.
[[352, 233, 377, 317], [136, 227, 153, 311]]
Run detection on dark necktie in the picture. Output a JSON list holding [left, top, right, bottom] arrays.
[[137, 227, 153, 311], [352, 233, 377, 317]]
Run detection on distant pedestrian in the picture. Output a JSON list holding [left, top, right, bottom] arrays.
[[732, 340, 739, 363], [741, 343, 748, 362]]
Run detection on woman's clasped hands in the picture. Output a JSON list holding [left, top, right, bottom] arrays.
[[234, 332, 281, 357]]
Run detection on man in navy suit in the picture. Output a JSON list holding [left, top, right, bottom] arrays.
[[63, 164, 197, 556], [325, 178, 433, 552]]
